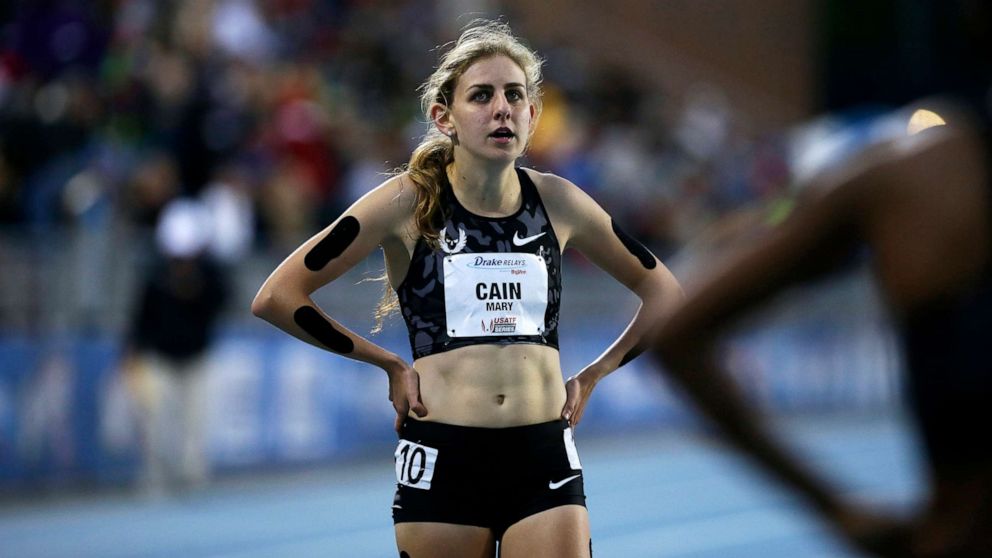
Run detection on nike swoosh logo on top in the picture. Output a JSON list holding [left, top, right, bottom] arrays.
[[513, 231, 546, 246], [548, 474, 581, 490]]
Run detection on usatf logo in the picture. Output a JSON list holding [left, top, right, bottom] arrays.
[[481, 316, 517, 334]]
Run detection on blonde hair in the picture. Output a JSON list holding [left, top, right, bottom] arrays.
[[411, 19, 544, 247], [373, 19, 545, 333]]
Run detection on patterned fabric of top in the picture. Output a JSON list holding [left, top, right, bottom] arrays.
[[396, 168, 562, 359]]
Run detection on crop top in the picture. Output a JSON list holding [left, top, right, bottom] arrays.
[[396, 168, 562, 359]]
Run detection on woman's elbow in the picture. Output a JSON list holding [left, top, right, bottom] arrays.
[[251, 288, 277, 320]]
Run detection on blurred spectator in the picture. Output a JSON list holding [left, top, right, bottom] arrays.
[[0, 0, 794, 333], [122, 198, 228, 495], [0, 0, 769, 251], [123, 151, 180, 227], [200, 159, 257, 263]]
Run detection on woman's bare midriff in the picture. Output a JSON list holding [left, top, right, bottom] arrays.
[[412, 343, 566, 427]]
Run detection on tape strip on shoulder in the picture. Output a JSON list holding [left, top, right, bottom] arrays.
[[294, 306, 355, 353], [304, 216, 360, 271], [612, 219, 656, 270]]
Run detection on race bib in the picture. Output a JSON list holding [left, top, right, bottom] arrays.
[[394, 439, 438, 490], [443, 253, 549, 338]]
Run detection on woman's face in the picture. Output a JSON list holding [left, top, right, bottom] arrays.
[[441, 55, 536, 163]]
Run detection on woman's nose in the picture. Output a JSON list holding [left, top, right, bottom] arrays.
[[493, 95, 511, 119]]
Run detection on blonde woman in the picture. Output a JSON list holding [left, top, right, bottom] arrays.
[[253, 20, 682, 557]]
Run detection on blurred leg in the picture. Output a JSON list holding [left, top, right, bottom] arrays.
[[139, 356, 179, 494], [394, 522, 496, 558], [179, 357, 209, 488]]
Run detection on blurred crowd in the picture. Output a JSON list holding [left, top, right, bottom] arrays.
[[1, 0, 911, 496], [0, 0, 792, 274]]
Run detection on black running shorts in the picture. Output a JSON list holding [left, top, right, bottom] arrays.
[[391, 418, 586, 539]]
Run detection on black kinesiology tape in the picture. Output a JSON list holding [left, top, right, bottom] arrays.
[[612, 219, 656, 270], [304, 216, 360, 271], [294, 306, 355, 353]]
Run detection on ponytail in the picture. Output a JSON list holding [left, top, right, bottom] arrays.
[[371, 132, 453, 333], [406, 132, 455, 249]]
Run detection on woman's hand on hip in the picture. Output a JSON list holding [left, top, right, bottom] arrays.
[[561, 368, 602, 428], [386, 361, 428, 432]]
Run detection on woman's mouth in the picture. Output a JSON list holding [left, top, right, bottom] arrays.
[[490, 128, 516, 143]]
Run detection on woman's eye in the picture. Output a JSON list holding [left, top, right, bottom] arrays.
[[507, 90, 523, 101], [472, 91, 490, 102]]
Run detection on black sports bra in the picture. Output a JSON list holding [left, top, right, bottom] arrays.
[[395, 168, 562, 359]]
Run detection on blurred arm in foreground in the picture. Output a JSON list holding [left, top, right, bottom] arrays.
[[651, 99, 992, 557]]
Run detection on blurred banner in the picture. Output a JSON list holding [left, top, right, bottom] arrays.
[[0, 272, 902, 491]]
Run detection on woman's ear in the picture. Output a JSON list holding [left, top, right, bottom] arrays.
[[431, 103, 454, 137]]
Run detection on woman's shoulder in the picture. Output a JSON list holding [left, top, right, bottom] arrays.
[[519, 167, 582, 202], [353, 172, 419, 215], [520, 166, 569, 186], [519, 167, 596, 211]]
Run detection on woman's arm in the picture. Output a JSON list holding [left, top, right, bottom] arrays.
[[532, 171, 684, 427], [645, 126, 977, 547], [648, 122, 985, 511], [648, 155, 867, 509], [252, 175, 427, 423]]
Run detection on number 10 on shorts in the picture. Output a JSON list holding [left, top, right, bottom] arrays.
[[394, 440, 438, 490]]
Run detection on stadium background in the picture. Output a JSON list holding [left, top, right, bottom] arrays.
[[0, 1, 930, 556]]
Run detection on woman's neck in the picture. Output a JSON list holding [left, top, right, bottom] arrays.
[[447, 161, 521, 216]]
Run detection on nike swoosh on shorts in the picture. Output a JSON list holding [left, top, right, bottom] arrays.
[[548, 474, 581, 490]]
